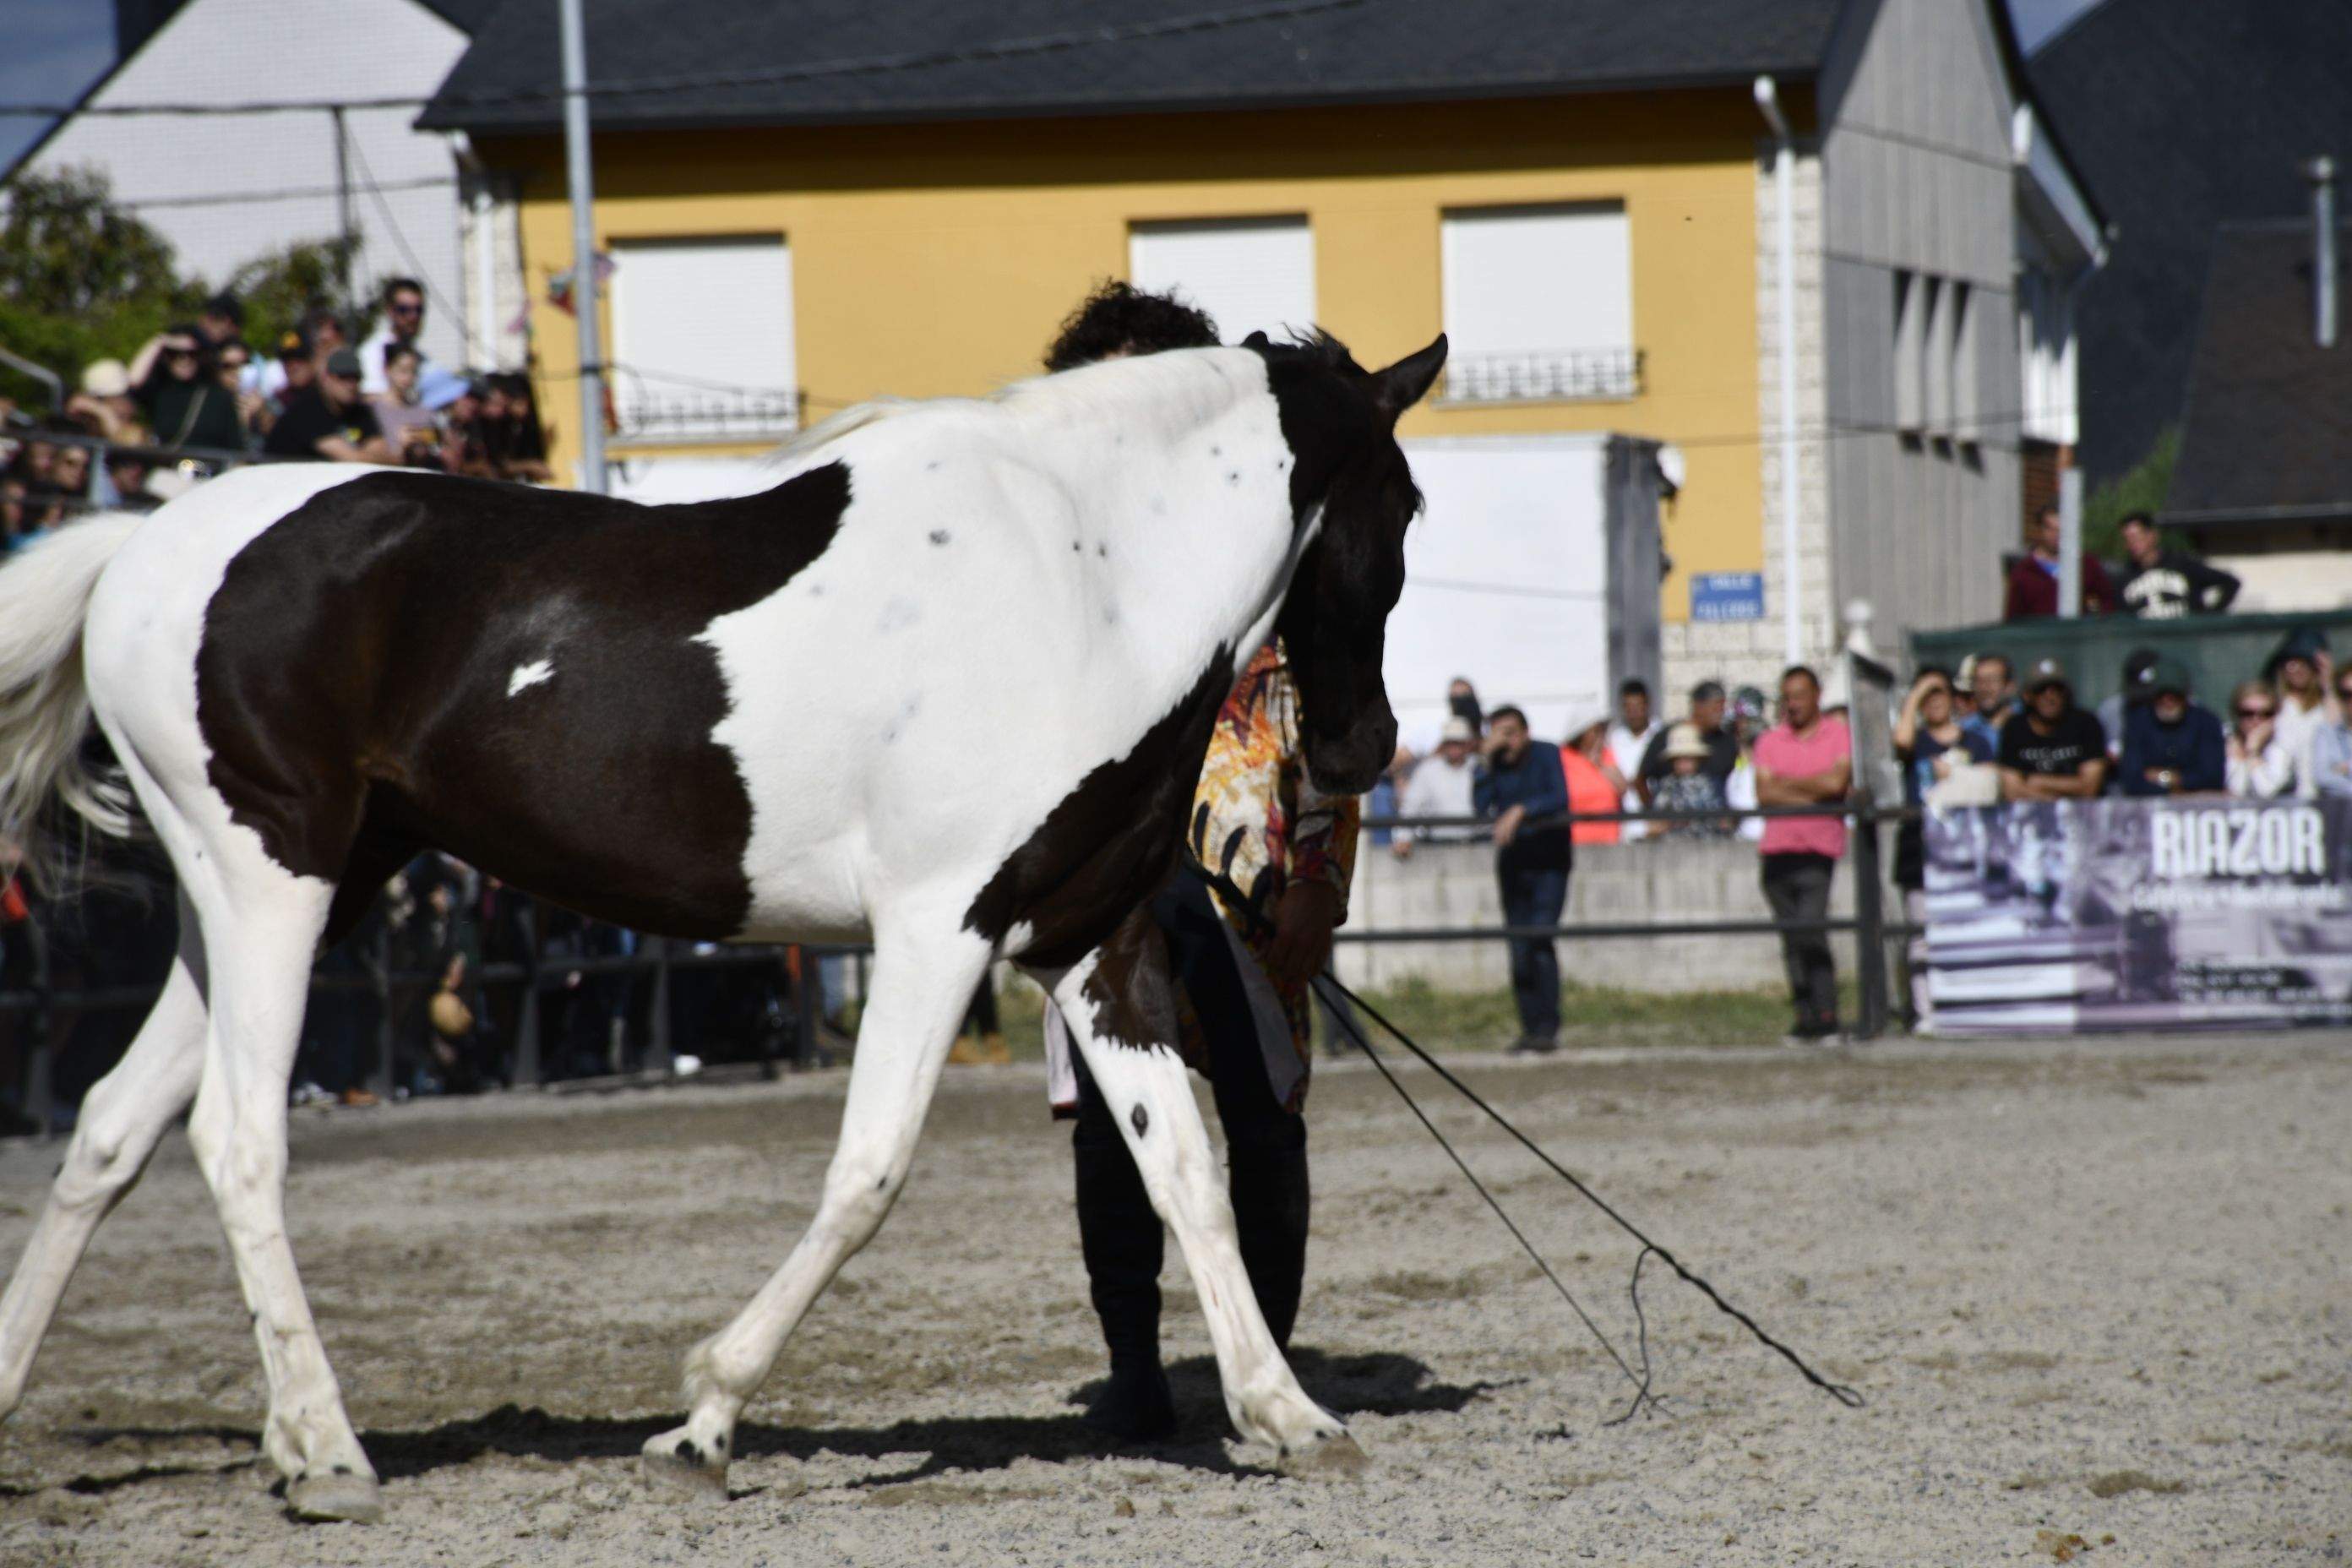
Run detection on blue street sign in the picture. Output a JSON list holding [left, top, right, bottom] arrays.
[[1690, 571, 1766, 623]]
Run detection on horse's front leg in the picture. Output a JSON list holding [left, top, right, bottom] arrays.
[[1035, 905, 1363, 1471], [641, 910, 992, 1496]]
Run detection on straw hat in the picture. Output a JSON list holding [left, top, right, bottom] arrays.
[[1663, 722, 1709, 760], [79, 359, 131, 398]]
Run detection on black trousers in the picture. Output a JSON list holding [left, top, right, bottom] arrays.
[[1070, 873, 1305, 1363], [1760, 852, 1838, 1027]]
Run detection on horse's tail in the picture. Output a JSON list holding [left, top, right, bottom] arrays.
[[0, 513, 146, 892]]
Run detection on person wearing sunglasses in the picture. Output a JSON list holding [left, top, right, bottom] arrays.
[[2224, 681, 2295, 799], [262, 347, 393, 464]]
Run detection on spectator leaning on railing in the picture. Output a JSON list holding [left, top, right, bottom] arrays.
[[1638, 679, 1737, 805], [2263, 627, 2338, 798], [1753, 667, 1852, 1045], [1559, 707, 1623, 847], [1961, 651, 2018, 747], [1998, 659, 2110, 800], [2309, 666, 2352, 801], [2118, 659, 2225, 797], [263, 348, 391, 464], [1893, 665, 1993, 1027], [2225, 681, 2296, 799], [372, 344, 444, 468], [1605, 678, 1658, 841], [1650, 723, 1732, 838], [1391, 715, 1479, 857], [1473, 705, 1571, 1056]]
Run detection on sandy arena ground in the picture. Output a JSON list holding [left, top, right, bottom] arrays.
[[0, 1030, 2344, 1565]]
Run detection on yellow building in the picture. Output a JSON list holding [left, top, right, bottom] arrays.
[[426, 0, 2099, 701]]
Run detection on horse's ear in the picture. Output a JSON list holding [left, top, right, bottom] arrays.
[[1369, 334, 1447, 421], [1241, 329, 1271, 349]]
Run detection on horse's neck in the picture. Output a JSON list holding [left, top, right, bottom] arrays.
[[1017, 355, 1303, 679]]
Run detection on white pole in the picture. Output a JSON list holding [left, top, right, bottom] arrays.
[[2057, 466, 2084, 618], [1755, 77, 1802, 668], [558, 0, 607, 494]]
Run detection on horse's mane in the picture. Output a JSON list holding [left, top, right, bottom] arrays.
[[765, 332, 1353, 467], [765, 397, 921, 466]]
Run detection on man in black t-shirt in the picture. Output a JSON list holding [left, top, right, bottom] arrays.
[[2115, 512, 2239, 619], [1998, 658, 2110, 800], [263, 348, 391, 464]]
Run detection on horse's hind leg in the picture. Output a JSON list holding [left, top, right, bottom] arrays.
[[0, 892, 208, 1415], [177, 859, 380, 1522], [640, 912, 993, 1496], [1036, 905, 1360, 1470]]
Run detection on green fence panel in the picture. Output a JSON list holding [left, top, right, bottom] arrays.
[[1910, 610, 2352, 710]]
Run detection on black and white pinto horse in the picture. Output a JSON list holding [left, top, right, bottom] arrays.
[[0, 330, 1446, 1521]]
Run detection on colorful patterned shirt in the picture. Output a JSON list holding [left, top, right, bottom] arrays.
[[1181, 640, 1359, 1091]]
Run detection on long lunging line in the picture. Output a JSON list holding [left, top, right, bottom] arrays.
[[1184, 853, 1865, 1419]]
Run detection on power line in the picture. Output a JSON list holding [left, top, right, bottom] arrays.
[[111, 175, 457, 212], [0, 0, 1369, 120], [341, 131, 469, 341]]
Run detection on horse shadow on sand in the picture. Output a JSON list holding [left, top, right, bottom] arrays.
[[28, 1349, 1502, 1498]]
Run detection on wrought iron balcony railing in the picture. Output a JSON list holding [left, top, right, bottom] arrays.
[[612, 387, 801, 444], [1437, 348, 1644, 405]]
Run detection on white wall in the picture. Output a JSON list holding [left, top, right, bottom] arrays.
[[28, 0, 471, 369], [1129, 217, 1315, 341], [1388, 436, 1614, 749]]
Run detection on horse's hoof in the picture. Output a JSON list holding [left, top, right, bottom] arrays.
[[1280, 1429, 1370, 1478], [285, 1469, 384, 1524], [640, 1431, 728, 1500]]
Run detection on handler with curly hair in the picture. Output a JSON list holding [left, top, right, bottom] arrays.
[[1039, 281, 1358, 1440]]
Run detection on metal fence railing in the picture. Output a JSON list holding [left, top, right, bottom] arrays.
[[0, 798, 1911, 1136]]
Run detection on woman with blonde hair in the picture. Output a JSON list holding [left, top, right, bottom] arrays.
[[2225, 679, 2295, 798]]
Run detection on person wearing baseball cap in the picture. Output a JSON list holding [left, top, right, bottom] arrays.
[[2118, 657, 2224, 797], [1392, 714, 1480, 856], [1996, 658, 2110, 800], [263, 346, 392, 463]]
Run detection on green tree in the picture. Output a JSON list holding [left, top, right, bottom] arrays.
[[0, 166, 200, 406], [2082, 427, 2179, 562], [0, 166, 381, 411], [225, 235, 375, 359]]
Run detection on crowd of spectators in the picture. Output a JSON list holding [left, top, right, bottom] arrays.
[[1371, 622, 2352, 1044], [0, 278, 552, 553]]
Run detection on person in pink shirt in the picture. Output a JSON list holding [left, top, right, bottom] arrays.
[[1753, 666, 1853, 1043]]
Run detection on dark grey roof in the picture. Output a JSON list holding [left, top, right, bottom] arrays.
[[2163, 220, 2352, 528], [2029, 0, 2352, 484], [418, 0, 1847, 133], [414, 0, 507, 35]]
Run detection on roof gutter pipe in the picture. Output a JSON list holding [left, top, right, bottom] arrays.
[[1754, 74, 1801, 667]]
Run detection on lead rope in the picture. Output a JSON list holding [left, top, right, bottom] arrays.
[[1183, 854, 1864, 1419]]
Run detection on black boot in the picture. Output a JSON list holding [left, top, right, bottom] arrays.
[[1074, 1136, 1176, 1440], [1229, 1143, 1310, 1353]]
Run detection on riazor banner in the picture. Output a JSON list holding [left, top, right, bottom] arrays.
[[1923, 798, 2352, 1033]]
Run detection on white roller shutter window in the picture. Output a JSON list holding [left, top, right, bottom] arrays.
[[611, 236, 798, 441], [1440, 203, 1634, 400], [1129, 217, 1315, 343]]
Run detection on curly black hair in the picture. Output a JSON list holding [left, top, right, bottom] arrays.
[[1042, 280, 1221, 371]]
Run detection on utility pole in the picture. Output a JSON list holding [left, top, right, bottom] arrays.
[[559, 0, 607, 494], [329, 105, 354, 312]]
